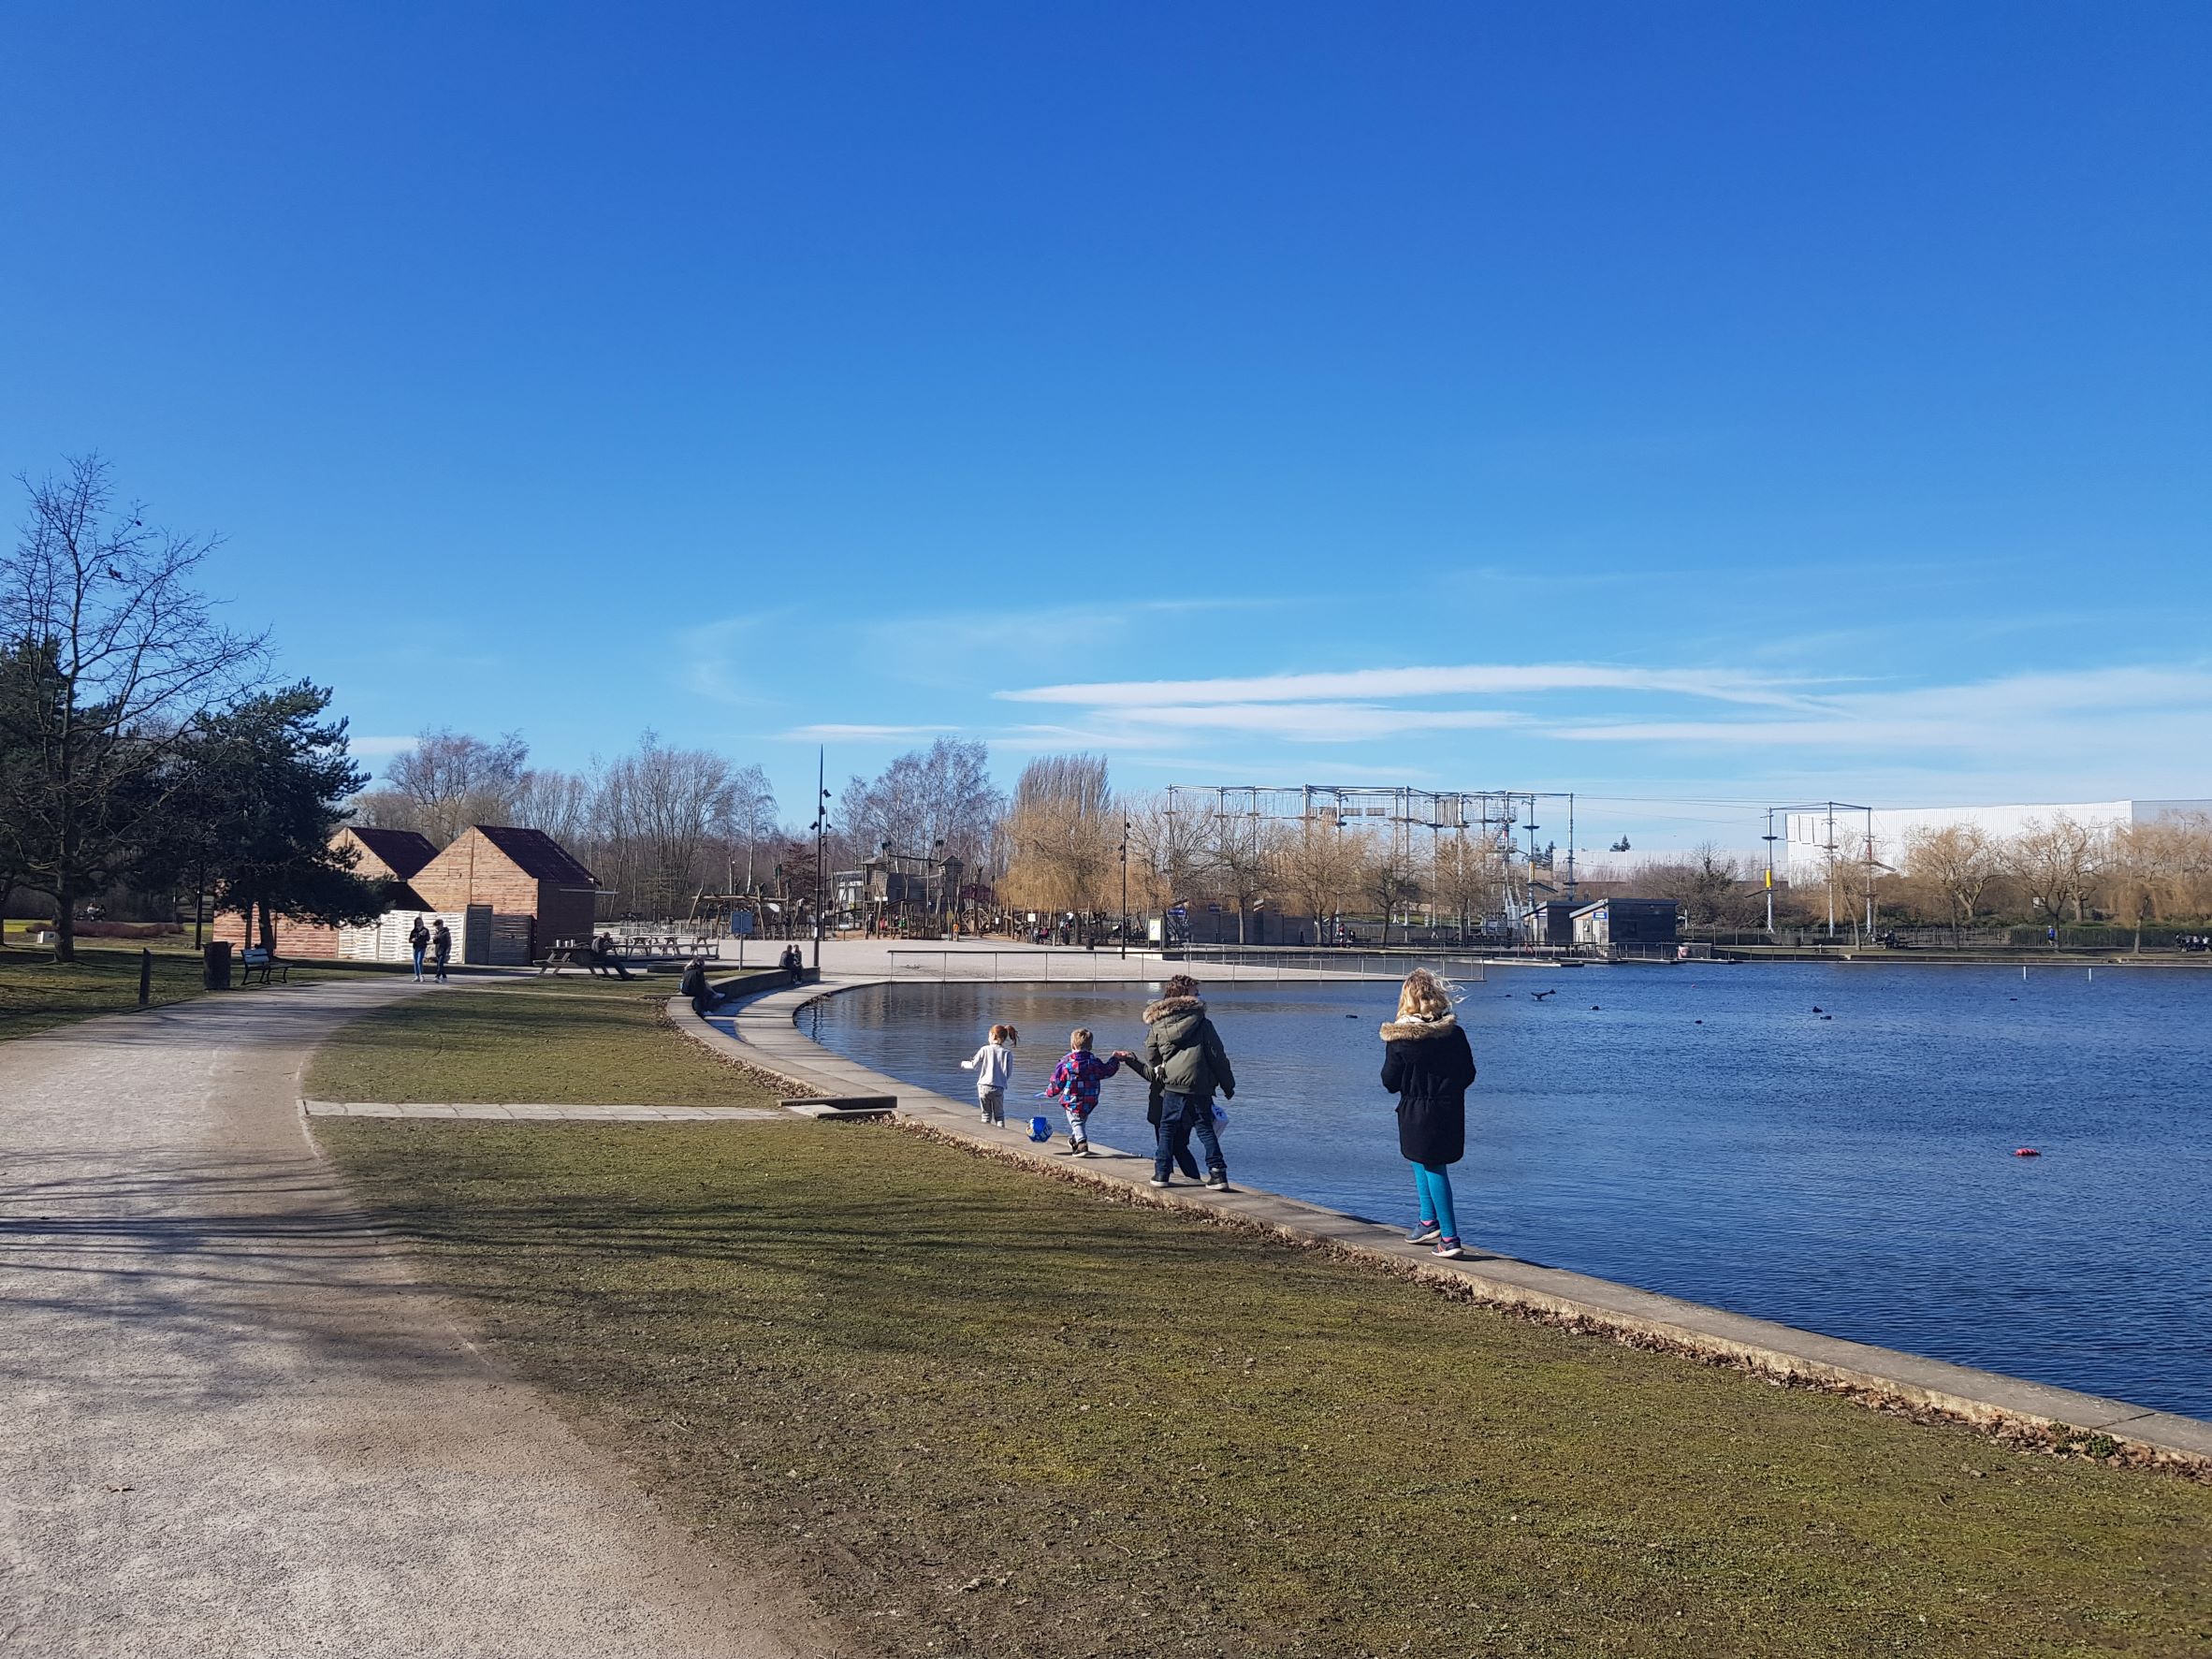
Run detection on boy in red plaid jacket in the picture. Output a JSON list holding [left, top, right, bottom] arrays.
[[1045, 1028, 1122, 1157]]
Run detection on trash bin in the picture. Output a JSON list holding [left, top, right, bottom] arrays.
[[202, 939, 233, 990]]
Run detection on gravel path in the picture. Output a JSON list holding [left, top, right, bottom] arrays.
[[0, 980, 840, 1659]]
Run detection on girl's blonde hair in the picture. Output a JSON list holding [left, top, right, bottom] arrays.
[[1396, 968, 1453, 1022], [1069, 1027, 1094, 1051], [990, 1024, 1017, 1044]]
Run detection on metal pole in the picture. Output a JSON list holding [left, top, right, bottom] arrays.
[[812, 747, 827, 973], [1119, 819, 1129, 960]]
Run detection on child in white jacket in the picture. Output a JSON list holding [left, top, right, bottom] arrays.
[[959, 1025, 1017, 1125]]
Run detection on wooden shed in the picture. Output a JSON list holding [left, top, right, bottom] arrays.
[[410, 825, 602, 964]]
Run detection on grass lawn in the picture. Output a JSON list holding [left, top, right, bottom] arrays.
[[304, 973, 783, 1105], [316, 1111, 2212, 1659], [0, 932, 402, 1041]]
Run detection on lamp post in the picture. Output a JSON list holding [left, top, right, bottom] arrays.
[[1118, 818, 1130, 959], [811, 748, 829, 972]]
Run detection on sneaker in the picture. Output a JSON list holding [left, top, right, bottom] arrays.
[[1204, 1174, 1230, 1191], [1406, 1221, 1443, 1245], [1074, 1142, 1093, 1157], [1148, 1177, 1172, 1188], [1433, 1239, 1467, 1260]]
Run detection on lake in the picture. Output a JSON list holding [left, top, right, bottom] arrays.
[[803, 962, 2212, 1419]]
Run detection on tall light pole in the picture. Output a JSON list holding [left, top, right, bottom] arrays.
[[811, 747, 829, 973], [1118, 818, 1130, 959]]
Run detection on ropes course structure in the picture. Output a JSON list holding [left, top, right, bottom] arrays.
[[1161, 783, 1578, 935]]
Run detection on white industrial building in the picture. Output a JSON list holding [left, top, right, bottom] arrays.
[[1782, 799, 2212, 884]]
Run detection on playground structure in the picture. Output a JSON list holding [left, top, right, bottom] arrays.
[[1162, 784, 1578, 939]]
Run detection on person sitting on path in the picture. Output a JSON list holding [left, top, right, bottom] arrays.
[[407, 917, 430, 982], [781, 943, 805, 986], [679, 954, 716, 1015], [1379, 968, 1477, 1261], [1141, 974, 1234, 1190], [960, 1024, 1018, 1126], [1044, 1028, 1122, 1157], [429, 917, 453, 982], [1111, 1046, 1201, 1184]]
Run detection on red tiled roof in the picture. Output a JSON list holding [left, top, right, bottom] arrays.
[[347, 825, 439, 880], [472, 824, 601, 888]]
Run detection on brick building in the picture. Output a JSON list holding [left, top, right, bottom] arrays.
[[224, 822, 599, 966], [409, 825, 602, 961], [221, 825, 441, 960]]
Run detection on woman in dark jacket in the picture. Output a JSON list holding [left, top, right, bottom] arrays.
[[1379, 968, 1477, 1259]]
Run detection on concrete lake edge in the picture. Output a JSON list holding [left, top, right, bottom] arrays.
[[666, 963, 2212, 1476]]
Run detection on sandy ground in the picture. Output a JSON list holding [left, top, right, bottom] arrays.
[[0, 978, 843, 1659]]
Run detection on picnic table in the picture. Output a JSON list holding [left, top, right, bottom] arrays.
[[537, 940, 633, 977]]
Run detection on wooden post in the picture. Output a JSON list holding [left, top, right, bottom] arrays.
[[138, 948, 153, 1008]]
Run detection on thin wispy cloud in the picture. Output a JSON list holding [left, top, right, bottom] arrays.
[[349, 734, 418, 759], [782, 722, 956, 740], [1001, 663, 1820, 709]]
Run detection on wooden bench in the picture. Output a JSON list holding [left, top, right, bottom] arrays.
[[239, 947, 288, 985]]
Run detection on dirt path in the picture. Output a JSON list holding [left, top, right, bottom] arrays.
[[0, 981, 841, 1658]]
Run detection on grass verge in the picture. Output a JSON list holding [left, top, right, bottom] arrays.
[[315, 1111, 2212, 1659], [0, 938, 399, 1041], [304, 973, 783, 1105]]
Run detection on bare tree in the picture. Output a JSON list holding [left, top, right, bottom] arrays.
[[1209, 806, 1279, 944], [509, 766, 594, 849], [838, 739, 1002, 869], [1276, 814, 1362, 942], [1902, 823, 2001, 946], [593, 732, 747, 917], [0, 457, 266, 959], [1432, 830, 1507, 942], [2007, 815, 2100, 931], [1359, 831, 1422, 944], [379, 728, 530, 845]]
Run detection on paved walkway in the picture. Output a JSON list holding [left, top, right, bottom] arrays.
[[0, 982, 838, 1659], [684, 967, 2212, 1471]]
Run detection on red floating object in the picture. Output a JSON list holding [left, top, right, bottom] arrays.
[[2013, 1147, 2042, 1157]]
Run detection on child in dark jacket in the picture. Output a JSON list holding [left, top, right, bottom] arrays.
[[1044, 1028, 1121, 1157], [1379, 968, 1477, 1259], [1112, 1050, 1201, 1181]]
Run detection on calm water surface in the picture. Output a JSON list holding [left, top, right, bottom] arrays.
[[805, 964, 2212, 1419]]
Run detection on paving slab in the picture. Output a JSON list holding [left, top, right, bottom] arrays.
[[676, 971, 2212, 1471], [0, 983, 840, 1658]]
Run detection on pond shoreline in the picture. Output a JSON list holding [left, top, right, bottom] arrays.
[[678, 968, 2212, 1474]]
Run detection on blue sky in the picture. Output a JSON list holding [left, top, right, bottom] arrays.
[[4, 3, 2207, 854]]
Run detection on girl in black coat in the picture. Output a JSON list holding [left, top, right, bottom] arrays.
[[1379, 968, 1477, 1259]]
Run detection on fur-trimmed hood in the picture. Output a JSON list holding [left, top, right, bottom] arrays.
[[1380, 1011, 1460, 1042], [1142, 994, 1204, 1025]]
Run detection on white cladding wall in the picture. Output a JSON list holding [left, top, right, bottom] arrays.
[[1782, 800, 2212, 884]]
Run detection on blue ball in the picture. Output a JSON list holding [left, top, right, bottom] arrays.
[[1027, 1115, 1053, 1142]]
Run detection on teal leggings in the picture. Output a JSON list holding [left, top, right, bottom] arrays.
[[1412, 1161, 1460, 1240]]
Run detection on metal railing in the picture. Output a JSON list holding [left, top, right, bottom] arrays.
[[883, 947, 1479, 984]]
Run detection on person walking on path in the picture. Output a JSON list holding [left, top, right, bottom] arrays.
[[1045, 1028, 1122, 1156], [960, 1024, 1018, 1125], [429, 917, 453, 982], [1112, 1046, 1201, 1182], [408, 916, 430, 982], [1379, 968, 1477, 1260], [1141, 974, 1234, 1190]]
